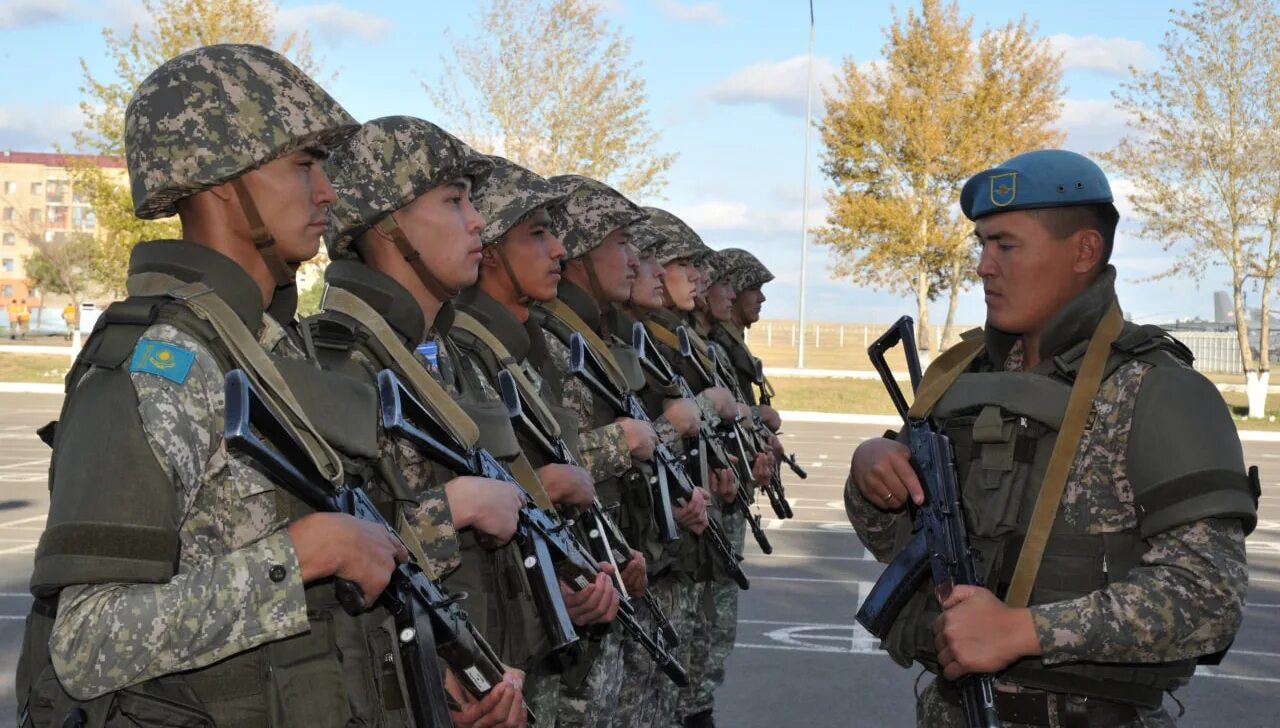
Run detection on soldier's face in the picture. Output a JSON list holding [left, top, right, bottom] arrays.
[[630, 250, 666, 309], [707, 280, 735, 322], [495, 207, 565, 302], [239, 148, 335, 266], [396, 178, 486, 293], [662, 258, 699, 312], [735, 287, 765, 325], [974, 210, 1089, 336], [585, 227, 637, 303]]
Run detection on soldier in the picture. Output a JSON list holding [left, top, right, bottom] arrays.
[[450, 156, 635, 722], [846, 150, 1257, 727], [529, 177, 709, 727], [316, 117, 619, 726], [14, 44, 438, 726]]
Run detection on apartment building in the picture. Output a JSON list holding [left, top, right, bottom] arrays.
[[0, 150, 126, 303]]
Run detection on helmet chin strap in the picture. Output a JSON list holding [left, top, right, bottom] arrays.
[[231, 178, 293, 288], [373, 214, 457, 302], [583, 255, 610, 304], [491, 243, 531, 304]]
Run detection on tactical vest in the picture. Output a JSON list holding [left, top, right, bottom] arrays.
[[19, 243, 413, 728], [883, 324, 1230, 708], [306, 263, 551, 670]]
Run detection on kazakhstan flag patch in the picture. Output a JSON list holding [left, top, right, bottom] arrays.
[[130, 338, 196, 385]]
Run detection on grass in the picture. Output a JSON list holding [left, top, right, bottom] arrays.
[[0, 354, 69, 383]]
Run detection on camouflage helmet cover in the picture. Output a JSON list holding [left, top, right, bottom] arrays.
[[475, 157, 581, 246], [641, 206, 708, 265], [126, 43, 358, 220], [548, 175, 647, 259], [717, 247, 775, 294], [323, 116, 493, 258]]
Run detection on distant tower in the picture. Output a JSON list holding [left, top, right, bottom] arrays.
[[1214, 291, 1234, 323]]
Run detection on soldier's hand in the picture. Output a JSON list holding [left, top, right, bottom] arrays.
[[445, 476, 525, 544], [750, 452, 774, 486], [759, 404, 782, 432], [702, 387, 737, 421], [850, 438, 923, 510], [662, 397, 702, 437], [710, 466, 736, 503], [765, 431, 784, 458], [620, 551, 648, 597], [674, 487, 710, 534], [616, 417, 658, 460], [447, 667, 527, 728], [933, 585, 1041, 681], [561, 566, 620, 626], [737, 403, 752, 421], [288, 513, 409, 608], [537, 463, 596, 508]]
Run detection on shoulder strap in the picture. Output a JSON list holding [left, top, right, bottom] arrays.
[[451, 311, 563, 440], [540, 298, 630, 391], [322, 285, 481, 449], [1005, 303, 1125, 608], [907, 337, 987, 420], [127, 271, 344, 486]]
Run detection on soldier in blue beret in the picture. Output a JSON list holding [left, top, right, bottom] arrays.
[[847, 149, 1256, 726]]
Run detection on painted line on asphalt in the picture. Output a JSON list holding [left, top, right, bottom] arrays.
[[0, 459, 45, 471], [745, 552, 874, 562], [752, 576, 864, 585], [0, 543, 37, 555], [0, 515, 45, 528]]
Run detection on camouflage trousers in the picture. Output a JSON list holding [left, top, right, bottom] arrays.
[[916, 678, 1177, 728], [559, 628, 624, 728], [608, 574, 696, 728], [677, 512, 745, 719], [522, 662, 562, 726]]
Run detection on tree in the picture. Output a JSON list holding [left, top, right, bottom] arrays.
[[817, 0, 1063, 350], [427, 0, 675, 200], [24, 234, 98, 314], [72, 0, 319, 294], [1108, 0, 1280, 417]]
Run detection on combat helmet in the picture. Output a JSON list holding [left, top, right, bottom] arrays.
[[126, 43, 358, 285], [717, 248, 774, 295], [547, 176, 647, 259], [324, 116, 493, 300], [639, 207, 708, 266]]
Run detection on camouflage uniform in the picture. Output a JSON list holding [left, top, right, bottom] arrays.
[[14, 45, 430, 727], [845, 270, 1251, 728]]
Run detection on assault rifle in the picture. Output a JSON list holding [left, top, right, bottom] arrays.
[[707, 344, 794, 520], [223, 369, 508, 728], [753, 362, 808, 483], [853, 318, 999, 728], [569, 331, 750, 591], [375, 370, 588, 661], [674, 327, 773, 555], [496, 371, 689, 687]]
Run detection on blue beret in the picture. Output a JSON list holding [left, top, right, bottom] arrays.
[[960, 149, 1113, 221]]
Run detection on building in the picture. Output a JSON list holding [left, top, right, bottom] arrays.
[[0, 150, 127, 305]]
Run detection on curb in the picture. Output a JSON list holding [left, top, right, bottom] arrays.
[[2, 385, 1278, 441]]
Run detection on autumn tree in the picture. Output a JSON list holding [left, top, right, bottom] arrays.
[[1109, 0, 1280, 417], [72, 0, 319, 294], [427, 0, 675, 200], [24, 234, 97, 319], [817, 0, 1063, 350]]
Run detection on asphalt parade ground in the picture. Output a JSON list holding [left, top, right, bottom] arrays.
[[0, 391, 1277, 726]]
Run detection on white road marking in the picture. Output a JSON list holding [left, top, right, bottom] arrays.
[[745, 552, 875, 562], [753, 576, 864, 585], [0, 459, 45, 471], [0, 543, 37, 555], [0, 515, 45, 528]]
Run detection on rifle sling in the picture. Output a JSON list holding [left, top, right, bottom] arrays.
[[907, 337, 986, 420], [1004, 302, 1124, 608], [126, 272, 343, 485], [322, 285, 480, 449], [542, 298, 631, 392]]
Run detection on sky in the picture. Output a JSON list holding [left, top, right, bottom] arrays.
[[0, 0, 1221, 327]]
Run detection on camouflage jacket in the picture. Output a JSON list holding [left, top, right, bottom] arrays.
[[49, 312, 310, 699]]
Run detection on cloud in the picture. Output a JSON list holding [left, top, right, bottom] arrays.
[[1047, 34, 1153, 76], [654, 0, 726, 25], [0, 105, 83, 151], [0, 0, 77, 28], [704, 54, 839, 117], [276, 3, 391, 44], [1058, 98, 1135, 155], [670, 196, 829, 237]]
